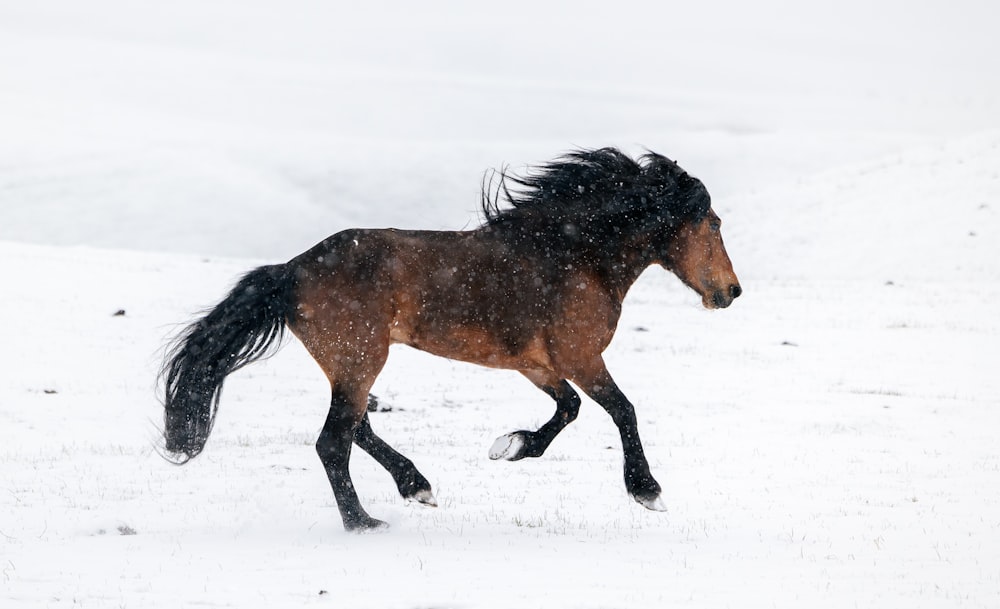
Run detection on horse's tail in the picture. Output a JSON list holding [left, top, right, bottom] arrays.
[[160, 263, 296, 462]]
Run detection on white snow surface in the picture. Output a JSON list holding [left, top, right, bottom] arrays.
[[2, 1, 1000, 607]]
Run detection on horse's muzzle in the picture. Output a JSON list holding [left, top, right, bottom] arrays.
[[710, 284, 742, 309]]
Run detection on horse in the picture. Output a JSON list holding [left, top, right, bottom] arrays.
[[160, 147, 741, 531]]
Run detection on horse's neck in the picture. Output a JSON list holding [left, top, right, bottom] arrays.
[[593, 246, 659, 303]]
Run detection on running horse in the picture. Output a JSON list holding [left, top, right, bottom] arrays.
[[160, 148, 741, 531]]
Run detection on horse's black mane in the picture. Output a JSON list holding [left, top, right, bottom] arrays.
[[480, 148, 710, 261]]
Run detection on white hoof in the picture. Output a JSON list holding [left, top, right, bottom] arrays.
[[634, 493, 668, 512], [408, 489, 438, 507], [488, 433, 525, 461]]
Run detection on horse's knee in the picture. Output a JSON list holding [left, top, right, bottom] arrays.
[[560, 390, 582, 423]]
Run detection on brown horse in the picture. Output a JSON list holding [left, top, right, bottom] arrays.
[[160, 148, 741, 531]]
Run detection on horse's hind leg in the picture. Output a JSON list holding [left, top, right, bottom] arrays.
[[354, 413, 437, 506], [489, 371, 581, 461], [317, 383, 387, 531], [303, 327, 392, 531]]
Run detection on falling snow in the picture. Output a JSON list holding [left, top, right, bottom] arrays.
[[2, 1, 1000, 608]]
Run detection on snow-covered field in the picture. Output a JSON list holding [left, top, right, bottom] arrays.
[[2, 1, 999, 607]]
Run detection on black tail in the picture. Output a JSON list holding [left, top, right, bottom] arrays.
[[160, 264, 295, 462]]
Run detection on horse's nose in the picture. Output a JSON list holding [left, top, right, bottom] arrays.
[[730, 284, 742, 299]]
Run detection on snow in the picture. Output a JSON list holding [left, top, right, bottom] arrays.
[[2, 1, 1000, 607]]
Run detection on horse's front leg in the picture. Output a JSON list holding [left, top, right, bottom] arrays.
[[573, 363, 667, 512], [489, 372, 581, 461]]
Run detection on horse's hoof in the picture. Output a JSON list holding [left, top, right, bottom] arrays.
[[345, 517, 389, 533], [407, 489, 438, 507], [489, 432, 527, 461], [633, 492, 668, 512]]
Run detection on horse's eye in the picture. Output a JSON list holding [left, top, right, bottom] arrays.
[[709, 221, 721, 232]]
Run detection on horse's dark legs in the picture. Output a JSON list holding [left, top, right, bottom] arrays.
[[576, 366, 665, 511], [489, 375, 581, 461], [353, 413, 437, 506], [316, 388, 386, 531]]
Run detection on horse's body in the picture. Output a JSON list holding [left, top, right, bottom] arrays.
[[161, 148, 741, 531], [293, 226, 633, 373]]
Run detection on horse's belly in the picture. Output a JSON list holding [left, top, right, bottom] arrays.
[[389, 321, 551, 371]]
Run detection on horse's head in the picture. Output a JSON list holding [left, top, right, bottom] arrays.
[[657, 207, 741, 309], [638, 157, 742, 309]]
